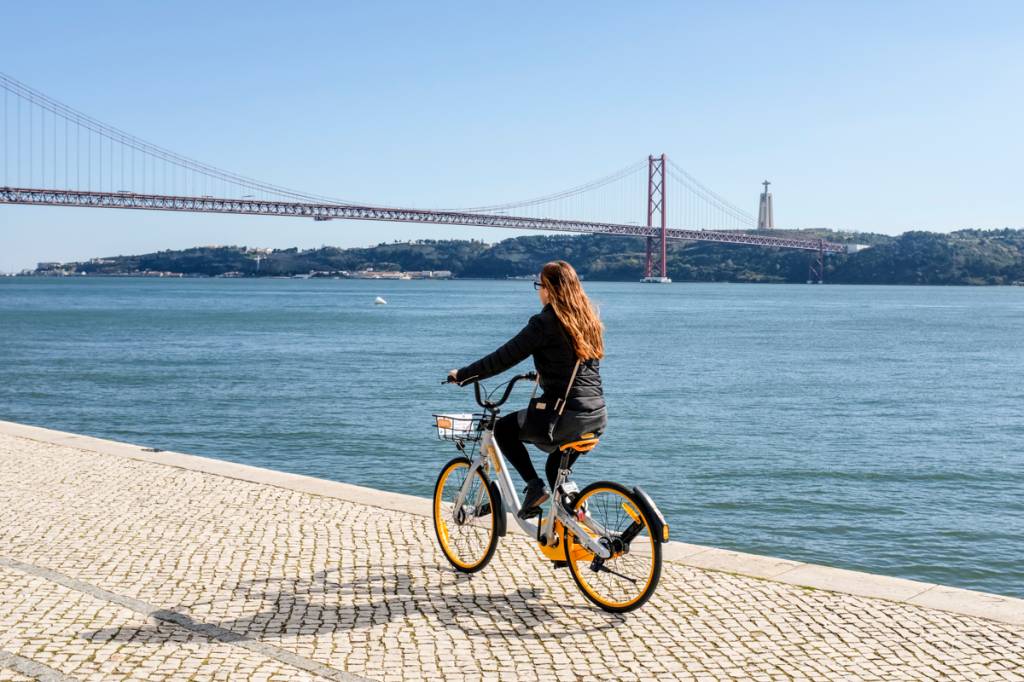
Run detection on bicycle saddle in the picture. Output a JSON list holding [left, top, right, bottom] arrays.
[[558, 433, 600, 454]]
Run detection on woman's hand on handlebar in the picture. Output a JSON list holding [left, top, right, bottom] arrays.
[[443, 370, 536, 406]]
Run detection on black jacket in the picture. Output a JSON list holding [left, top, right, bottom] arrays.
[[455, 304, 605, 413]]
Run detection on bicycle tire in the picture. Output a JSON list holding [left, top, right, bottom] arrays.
[[564, 480, 662, 613], [432, 456, 499, 573]]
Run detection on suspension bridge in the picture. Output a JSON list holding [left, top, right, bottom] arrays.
[[0, 73, 849, 282]]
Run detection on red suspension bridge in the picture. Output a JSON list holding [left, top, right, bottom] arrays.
[[0, 73, 850, 281]]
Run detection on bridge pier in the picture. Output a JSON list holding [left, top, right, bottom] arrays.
[[807, 239, 826, 283]]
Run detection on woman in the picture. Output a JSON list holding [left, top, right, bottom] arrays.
[[448, 260, 607, 519]]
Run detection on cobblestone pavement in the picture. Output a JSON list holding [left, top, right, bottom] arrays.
[[1, 433, 1022, 681]]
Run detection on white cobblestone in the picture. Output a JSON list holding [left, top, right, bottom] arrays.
[[0, 432, 1022, 681]]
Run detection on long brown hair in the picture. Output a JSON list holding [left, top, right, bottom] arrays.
[[540, 261, 604, 360]]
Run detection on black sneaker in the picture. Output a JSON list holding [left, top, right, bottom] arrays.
[[517, 479, 549, 520], [518, 505, 542, 520]]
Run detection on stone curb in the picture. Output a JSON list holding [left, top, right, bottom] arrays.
[[2, 419, 1022, 628], [0, 648, 73, 682]]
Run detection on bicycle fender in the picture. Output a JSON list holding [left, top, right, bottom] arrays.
[[632, 486, 669, 543], [489, 481, 507, 537]]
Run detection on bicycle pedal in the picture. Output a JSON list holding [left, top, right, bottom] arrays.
[[518, 506, 542, 520]]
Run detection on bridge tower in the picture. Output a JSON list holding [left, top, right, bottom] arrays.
[[642, 154, 671, 283]]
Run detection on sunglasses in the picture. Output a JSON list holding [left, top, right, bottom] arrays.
[[533, 280, 544, 290]]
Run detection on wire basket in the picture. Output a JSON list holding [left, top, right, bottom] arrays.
[[433, 413, 483, 442]]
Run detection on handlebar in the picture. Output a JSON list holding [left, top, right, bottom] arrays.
[[446, 371, 537, 411]]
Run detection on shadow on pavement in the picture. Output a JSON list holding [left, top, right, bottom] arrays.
[[80, 566, 622, 645]]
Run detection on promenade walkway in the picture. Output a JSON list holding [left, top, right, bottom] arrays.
[[0, 421, 1021, 681]]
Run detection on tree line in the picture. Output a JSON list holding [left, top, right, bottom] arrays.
[[50, 228, 1024, 285]]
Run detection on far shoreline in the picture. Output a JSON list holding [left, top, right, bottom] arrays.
[[4, 274, 1024, 287]]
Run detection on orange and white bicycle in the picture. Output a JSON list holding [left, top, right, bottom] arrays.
[[433, 372, 668, 613]]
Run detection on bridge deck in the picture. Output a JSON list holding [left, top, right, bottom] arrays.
[[1, 187, 849, 254]]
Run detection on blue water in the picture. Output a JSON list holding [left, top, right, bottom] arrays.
[[1, 277, 1022, 597]]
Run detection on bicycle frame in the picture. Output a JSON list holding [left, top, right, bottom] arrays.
[[451, 426, 613, 560]]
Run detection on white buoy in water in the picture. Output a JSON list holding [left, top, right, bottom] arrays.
[[374, 296, 387, 305]]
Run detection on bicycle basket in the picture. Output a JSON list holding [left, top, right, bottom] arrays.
[[433, 413, 482, 442]]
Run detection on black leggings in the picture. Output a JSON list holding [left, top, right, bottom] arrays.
[[494, 411, 580, 489]]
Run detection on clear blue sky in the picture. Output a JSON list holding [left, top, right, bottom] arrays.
[[2, 1, 1022, 271]]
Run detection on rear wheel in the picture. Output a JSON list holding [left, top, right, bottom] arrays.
[[432, 457, 499, 573], [564, 481, 662, 612]]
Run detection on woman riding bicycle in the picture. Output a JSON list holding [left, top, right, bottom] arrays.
[[448, 260, 607, 520]]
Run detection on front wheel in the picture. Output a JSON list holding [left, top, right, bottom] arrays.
[[433, 457, 499, 573], [564, 481, 663, 612]]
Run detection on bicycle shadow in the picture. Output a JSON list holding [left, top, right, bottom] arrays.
[[80, 565, 622, 646]]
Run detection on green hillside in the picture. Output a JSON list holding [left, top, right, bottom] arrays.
[[42, 228, 1024, 285]]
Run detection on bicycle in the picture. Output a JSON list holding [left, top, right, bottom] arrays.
[[432, 372, 669, 613]]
